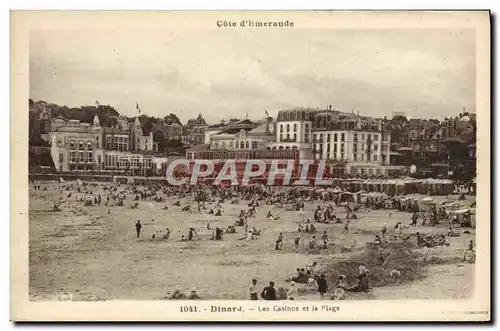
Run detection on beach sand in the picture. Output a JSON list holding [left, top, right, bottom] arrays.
[[28, 182, 475, 301]]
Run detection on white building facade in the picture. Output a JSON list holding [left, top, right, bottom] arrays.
[[272, 107, 399, 176]]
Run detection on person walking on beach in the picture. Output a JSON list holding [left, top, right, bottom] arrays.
[[135, 220, 142, 238], [249, 279, 258, 300], [343, 220, 350, 234], [318, 274, 328, 299]]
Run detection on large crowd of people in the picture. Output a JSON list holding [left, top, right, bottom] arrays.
[[31, 176, 476, 300]]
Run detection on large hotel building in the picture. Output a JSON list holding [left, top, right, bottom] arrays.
[[270, 107, 404, 176]]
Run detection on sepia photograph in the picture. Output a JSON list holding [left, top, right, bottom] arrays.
[[11, 10, 490, 321]]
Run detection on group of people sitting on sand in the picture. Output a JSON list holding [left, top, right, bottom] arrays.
[[297, 223, 317, 234], [282, 262, 372, 300], [151, 228, 172, 240], [166, 287, 201, 300]]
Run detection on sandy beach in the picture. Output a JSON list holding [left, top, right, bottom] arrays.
[[29, 182, 475, 301]]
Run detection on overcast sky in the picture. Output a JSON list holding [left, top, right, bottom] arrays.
[[30, 29, 475, 124]]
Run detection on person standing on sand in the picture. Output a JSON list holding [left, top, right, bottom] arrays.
[[317, 274, 328, 299], [381, 224, 387, 239], [275, 232, 284, 250], [321, 231, 328, 249], [294, 237, 300, 252], [249, 279, 258, 300], [135, 220, 142, 238]]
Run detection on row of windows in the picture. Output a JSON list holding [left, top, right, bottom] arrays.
[[104, 155, 152, 168], [315, 143, 345, 153], [68, 151, 93, 163], [353, 154, 378, 162], [212, 140, 259, 149], [69, 140, 93, 150], [353, 133, 379, 141], [105, 136, 130, 151], [279, 123, 299, 133], [352, 168, 384, 176], [313, 133, 345, 142], [278, 123, 312, 133], [270, 146, 298, 150], [279, 133, 297, 142], [311, 151, 380, 162], [188, 150, 298, 160], [311, 133, 382, 142], [318, 153, 345, 160]]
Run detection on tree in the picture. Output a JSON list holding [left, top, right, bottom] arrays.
[[164, 113, 182, 126], [137, 115, 159, 135], [165, 139, 183, 148], [392, 115, 408, 122], [153, 130, 167, 152]]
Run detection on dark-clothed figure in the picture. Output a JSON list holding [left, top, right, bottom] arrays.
[[261, 281, 277, 300], [135, 221, 142, 238], [317, 274, 328, 298]]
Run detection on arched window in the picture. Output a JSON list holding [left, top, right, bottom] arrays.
[[286, 124, 290, 132], [245, 141, 249, 149], [285, 146, 290, 150], [240, 142, 244, 149], [292, 146, 298, 149], [293, 124, 297, 132], [279, 146, 284, 150]]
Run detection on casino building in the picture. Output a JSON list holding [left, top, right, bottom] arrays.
[[49, 112, 157, 174]]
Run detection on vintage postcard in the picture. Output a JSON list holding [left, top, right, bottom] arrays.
[[11, 10, 490, 322]]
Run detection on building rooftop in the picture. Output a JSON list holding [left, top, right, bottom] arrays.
[[216, 127, 253, 135], [187, 144, 210, 151]]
